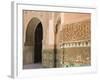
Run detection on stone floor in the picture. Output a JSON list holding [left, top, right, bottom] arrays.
[[23, 63, 43, 69]]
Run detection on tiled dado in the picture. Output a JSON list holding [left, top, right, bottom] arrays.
[[60, 40, 90, 48]]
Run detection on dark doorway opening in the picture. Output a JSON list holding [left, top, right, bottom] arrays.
[[34, 22, 43, 63]]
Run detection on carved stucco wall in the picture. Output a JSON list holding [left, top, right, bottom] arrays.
[[60, 20, 90, 42], [23, 11, 91, 68], [56, 16, 91, 67]]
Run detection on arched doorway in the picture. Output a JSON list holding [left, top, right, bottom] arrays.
[[34, 22, 43, 63], [24, 17, 43, 66]]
